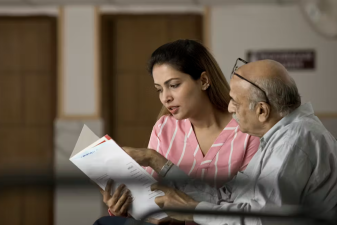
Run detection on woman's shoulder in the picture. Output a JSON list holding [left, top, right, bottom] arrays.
[[153, 115, 178, 130], [152, 115, 187, 135]]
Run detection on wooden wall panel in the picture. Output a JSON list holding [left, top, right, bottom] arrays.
[[168, 15, 203, 41], [0, 75, 22, 124], [0, 16, 56, 225], [24, 75, 54, 125], [113, 16, 168, 71], [102, 14, 202, 148], [21, 20, 53, 73], [0, 21, 21, 72]]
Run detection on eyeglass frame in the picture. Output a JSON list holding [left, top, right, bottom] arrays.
[[230, 58, 270, 104]]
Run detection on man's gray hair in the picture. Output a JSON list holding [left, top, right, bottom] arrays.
[[248, 76, 301, 117]]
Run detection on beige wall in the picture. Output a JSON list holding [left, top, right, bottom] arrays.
[[210, 4, 337, 114], [209, 4, 337, 137]]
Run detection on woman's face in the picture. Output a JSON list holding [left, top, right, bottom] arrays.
[[153, 64, 205, 120]]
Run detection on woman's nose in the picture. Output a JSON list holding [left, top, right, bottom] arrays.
[[161, 90, 173, 104]]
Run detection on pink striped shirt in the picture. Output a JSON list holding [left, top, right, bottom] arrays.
[[146, 115, 260, 187]]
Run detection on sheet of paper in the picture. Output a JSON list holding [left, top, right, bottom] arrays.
[[71, 124, 100, 158], [70, 139, 167, 220]]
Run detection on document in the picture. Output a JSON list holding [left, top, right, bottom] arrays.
[[69, 125, 167, 221]]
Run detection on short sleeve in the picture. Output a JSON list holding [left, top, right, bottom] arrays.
[[239, 135, 260, 171], [144, 116, 167, 177]]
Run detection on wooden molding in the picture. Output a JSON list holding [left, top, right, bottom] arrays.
[[57, 6, 65, 119], [316, 113, 337, 119], [56, 115, 102, 120], [95, 5, 102, 119]]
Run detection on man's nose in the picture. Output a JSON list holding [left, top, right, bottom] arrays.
[[228, 101, 235, 114]]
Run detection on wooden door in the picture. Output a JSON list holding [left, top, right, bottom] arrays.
[[0, 17, 56, 225], [101, 14, 202, 148]]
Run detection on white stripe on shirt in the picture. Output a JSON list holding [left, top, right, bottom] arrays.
[[201, 169, 205, 180], [193, 145, 199, 157], [156, 137, 160, 152], [165, 120, 178, 158], [244, 134, 249, 152], [223, 127, 236, 130], [188, 159, 196, 175], [211, 143, 224, 147], [201, 160, 212, 165], [228, 126, 239, 178], [158, 116, 168, 137], [187, 127, 193, 138], [177, 127, 192, 166], [214, 152, 219, 187]]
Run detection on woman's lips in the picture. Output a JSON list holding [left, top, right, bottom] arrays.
[[168, 106, 179, 114]]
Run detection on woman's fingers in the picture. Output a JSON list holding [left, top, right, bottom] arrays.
[[110, 184, 125, 205], [119, 196, 133, 216], [105, 185, 132, 216], [105, 183, 125, 207], [112, 190, 131, 214]]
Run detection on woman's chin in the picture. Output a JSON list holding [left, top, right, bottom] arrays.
[[171, 113, 187, 121]]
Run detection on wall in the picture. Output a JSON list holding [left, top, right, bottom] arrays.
[[0, 5, 105, 225], [56, 6, 103, 225], [2, 3, 336, 225], [210, 4, 337, 137]]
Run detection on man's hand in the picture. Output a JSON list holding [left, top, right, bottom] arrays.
[[122, 147, 168, 173], [151, 183, 199, 221]]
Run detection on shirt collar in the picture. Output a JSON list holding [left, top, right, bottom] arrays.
[[260, 102, 314, 150]]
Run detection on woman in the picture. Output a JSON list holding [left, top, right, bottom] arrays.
[[102, 39, 259, 217]]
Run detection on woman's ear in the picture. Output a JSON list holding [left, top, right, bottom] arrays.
[[200, 72, 210, 90]]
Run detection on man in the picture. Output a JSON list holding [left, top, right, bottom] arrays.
[[96, 59, 337, 225]]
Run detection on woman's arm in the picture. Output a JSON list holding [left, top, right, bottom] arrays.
[[240, 135, 260, 171]]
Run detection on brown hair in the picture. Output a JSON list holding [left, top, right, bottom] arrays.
[[148, 39, 230, 120]]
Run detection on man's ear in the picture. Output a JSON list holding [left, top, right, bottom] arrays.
[[200, 71, 210, 90], [255, 102, 271, 123]]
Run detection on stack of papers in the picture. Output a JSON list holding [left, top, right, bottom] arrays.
[[69, 125, 167, 221]]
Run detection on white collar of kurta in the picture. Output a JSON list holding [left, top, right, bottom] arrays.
[[260, 102, 314, 150]]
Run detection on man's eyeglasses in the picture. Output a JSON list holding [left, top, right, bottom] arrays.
[[230, 58, 270, 104]]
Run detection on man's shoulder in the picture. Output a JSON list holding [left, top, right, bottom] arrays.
[[270, 115, 336, 156], [284, 115, 333, 141]]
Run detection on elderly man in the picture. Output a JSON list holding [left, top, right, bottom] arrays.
[[96, 59, 337, 225]]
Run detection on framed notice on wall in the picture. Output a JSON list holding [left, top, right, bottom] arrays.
[[247, 50, 315, 71]]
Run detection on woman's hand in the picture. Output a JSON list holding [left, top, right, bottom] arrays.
[[100, 179, 133, 217], [122, 147, 168, 173]]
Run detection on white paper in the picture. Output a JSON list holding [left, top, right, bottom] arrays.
[[71, 124, 100, 158], [70, 139, 167, 220]]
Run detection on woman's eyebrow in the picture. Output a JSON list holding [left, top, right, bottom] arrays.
[[154, 78, 180, 86]]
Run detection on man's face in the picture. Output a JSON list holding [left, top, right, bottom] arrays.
[[228, 76, 259, 135]]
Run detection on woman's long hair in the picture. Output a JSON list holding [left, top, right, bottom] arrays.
[[148, 39, 231, 120]]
